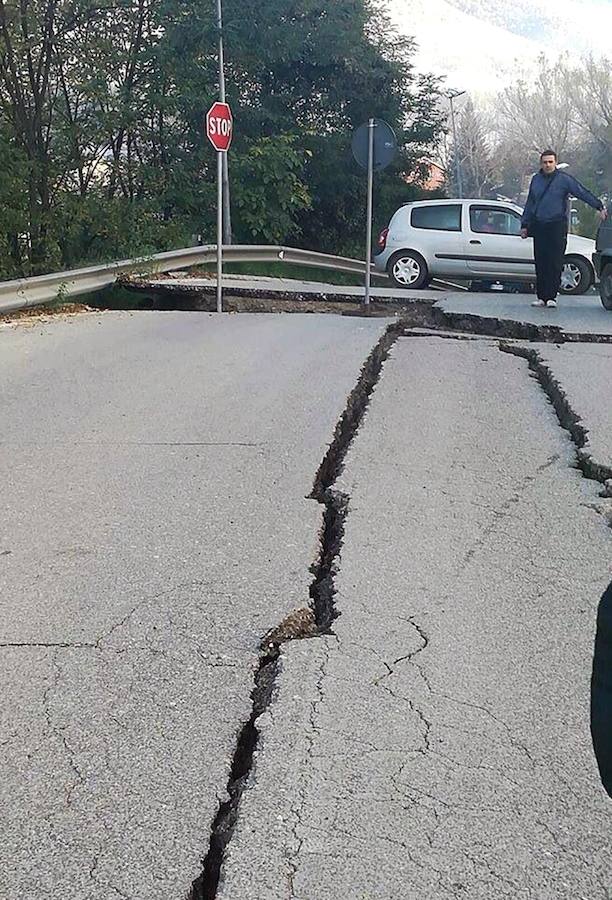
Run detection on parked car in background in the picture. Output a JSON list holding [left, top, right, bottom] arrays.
[[375, 199, 597, 295], [593, 212, 612, 310]]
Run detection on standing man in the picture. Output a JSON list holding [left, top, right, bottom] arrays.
[[520, 150, 607, 308]]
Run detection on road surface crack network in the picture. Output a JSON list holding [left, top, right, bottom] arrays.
[[42, 651, 87, 806], [185, 318, 611, 900], [499, 342, 612, 495], [189, 323, 402, 900]]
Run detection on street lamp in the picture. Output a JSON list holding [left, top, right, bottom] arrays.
[[216, 0, 232, 243], [447, 89, 466, 199]]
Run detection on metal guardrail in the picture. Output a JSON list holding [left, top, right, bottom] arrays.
[[0, 245, 385, 314]]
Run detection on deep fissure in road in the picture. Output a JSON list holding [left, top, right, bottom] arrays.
[[189, 321, 610, 900], [499, 343, 612, 495], [189, 324, 402, 900], [85, 285, 612, 346]]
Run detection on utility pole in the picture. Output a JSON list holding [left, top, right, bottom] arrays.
[[447, 89, 466, 199], [216, 0, 232, 244]]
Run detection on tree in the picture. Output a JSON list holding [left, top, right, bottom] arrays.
[[568, 56, 612, 191], [451, 99, 496, 198], [0, 125, 29, 276], [0, 0, 446, 274], [496, 56, 580, 161], [0, 0, 66, 270], [213, 0, 445, 253]]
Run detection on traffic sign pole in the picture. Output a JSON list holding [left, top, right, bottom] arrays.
[[216, 150, 223, 313], [364, 119, 375, 307], [206, 101, 233, 313], [216, 0, 232, 243], [351, 118, 397, 310]]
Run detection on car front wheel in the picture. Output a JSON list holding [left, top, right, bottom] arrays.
[[600, 263, 612, 310], [560, 256, 593, 295], [388, 251, 429, 289]]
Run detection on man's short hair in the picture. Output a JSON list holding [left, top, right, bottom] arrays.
[[540, 149, 557, 160]]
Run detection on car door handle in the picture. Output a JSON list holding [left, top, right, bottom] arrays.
[[470, 240, 482, 245]]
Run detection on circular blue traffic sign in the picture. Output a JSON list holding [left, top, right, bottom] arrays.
[[352, 120, 397, 171]]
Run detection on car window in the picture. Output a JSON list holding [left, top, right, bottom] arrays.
[[470, 206, 522, 236], [411, 204, 462, 232]]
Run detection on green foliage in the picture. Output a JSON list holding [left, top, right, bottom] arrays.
[[232, 136, 311, 244], [0, 0, 444, 275], [53, 194, 196, 266], [0, 129, 30, 277], [575, 206, 599, 240]]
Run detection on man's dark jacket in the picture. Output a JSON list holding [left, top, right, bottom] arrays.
[[521, 170, 603, 228], [592, 580, 612, 798]]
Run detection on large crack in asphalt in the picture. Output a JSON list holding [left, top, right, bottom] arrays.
[[499, 342, 612, 497], [431, 307, 612, 344], [188, 320, 610, 900], [184, 313, 612, 900], [6, 301, 611, 896], [189, 323, 403, 900]]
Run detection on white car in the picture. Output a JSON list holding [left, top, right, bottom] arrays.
[[374, 199, 597, 294]]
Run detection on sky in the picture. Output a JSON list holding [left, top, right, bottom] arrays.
[[387, 0, 612, 93]]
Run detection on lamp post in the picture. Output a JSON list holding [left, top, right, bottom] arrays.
[[216, 0, 232, 244], [447, 89, 466, 198]]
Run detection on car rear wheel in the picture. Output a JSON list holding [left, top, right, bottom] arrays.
[[388, 251, 429, 289], [560, 256, 593, 295], [601, 263, 612, 310]]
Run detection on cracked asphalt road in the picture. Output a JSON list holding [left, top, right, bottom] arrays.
[[2, 312, 612, 899], [523, 342, 612, 477], [436, 292, 612, 336], [219, 337, 612, 899], [0, 312, 390, 900]]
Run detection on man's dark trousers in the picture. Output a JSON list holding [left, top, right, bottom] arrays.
[[532, 219, 567, 301]]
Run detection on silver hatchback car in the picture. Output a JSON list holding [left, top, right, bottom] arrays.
[[374, 199, 597, 294]]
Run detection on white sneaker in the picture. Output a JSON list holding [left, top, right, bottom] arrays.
[[548, 299, 557, 308], [531, 299, 546, 307]]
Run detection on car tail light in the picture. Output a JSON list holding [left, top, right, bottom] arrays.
[[377, 227, 389, 251]]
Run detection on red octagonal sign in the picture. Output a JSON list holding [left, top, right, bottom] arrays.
[[206, 101, 233, 152]]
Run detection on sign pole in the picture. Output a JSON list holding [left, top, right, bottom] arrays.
[[207, 101, 232, 313], [216, 0, 232, 244], [364, 118, 375, 307], [216, 150, 223, 313], [351, 118, 396, 309]]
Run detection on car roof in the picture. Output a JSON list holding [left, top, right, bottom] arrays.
[[402, 199, 515, 207], [394, 198, 523, 217]]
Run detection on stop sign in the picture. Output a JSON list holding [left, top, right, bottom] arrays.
[[206, 102, 233, 152]]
